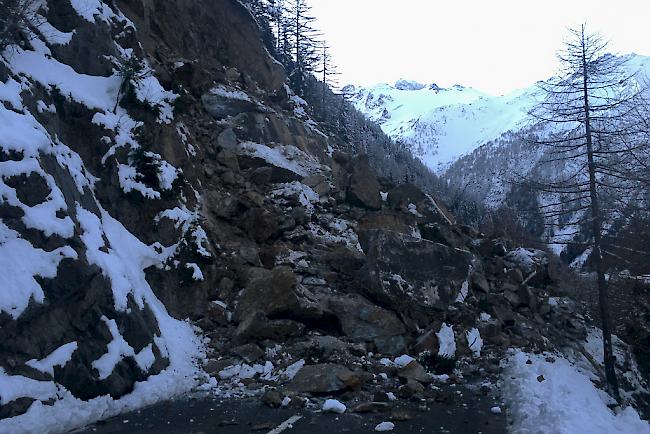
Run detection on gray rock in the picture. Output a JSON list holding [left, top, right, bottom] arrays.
[[217, 128, 238, 149], [359, 229, 475, 326], [326, 294, 407, 355], [234, 311, 305, 344], [202, 89, 259, 119], [347, 155, 382, 210], [234, 267, 299, 321], [289, 363, 359, 393], [397, 360, 430, 383]]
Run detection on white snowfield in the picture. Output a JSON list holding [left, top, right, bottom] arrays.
[[504, 350, 650, 434], [348, 81, 534, 173], [348, 54, 650, 175]]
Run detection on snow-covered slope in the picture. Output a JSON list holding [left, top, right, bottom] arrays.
[[346, 80, 535, 173], [348, 54, 650, 174]]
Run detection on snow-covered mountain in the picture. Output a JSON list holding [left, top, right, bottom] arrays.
[[346, 80, 535, 173], [347, 54, 650, 175]]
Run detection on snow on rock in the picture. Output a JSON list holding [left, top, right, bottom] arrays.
[[186, 263, 204, 281], [238, 142, 324, 178], [218, 362, 275, 381], [69, 0, 114, 23], [436, 323, 456, 359], [466, 328, 483, 357], [92, 316, 138, 380], [271, 181, 320, 214], [454, 280, 469, 303], [394, 354, 415, 368], [26, 342, 78, 377], [322, 399, 346, 414], [374, 421, 395, 431], [503, 350, 650, 434], [0, 222, 77, 319], [0, 369, 60, 405], [283, 359, 305, 380], [0, 3, 208, 433], [208, 84, 252, 102]]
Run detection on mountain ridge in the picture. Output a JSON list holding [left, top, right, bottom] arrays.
[[347, 53, 650, 174]]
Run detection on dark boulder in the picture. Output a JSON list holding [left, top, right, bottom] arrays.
[[326, 294, 407, 355], [359, 230, 476, 327], [347, 155, 382, 210]]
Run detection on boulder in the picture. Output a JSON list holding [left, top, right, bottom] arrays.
[[234, 267, 299, 321], [505, 248, 550, 287], [397, 360, 430, 383], [261, 389, 283, 408], [289, 363, 360, 394], [234, 311, 305, 344], [231, 343, 265, 363], [326, 295, 407, 355], [347, 155, 382, 210], [359, 229, 475, 326], [202, 86, 260, 119], [397, 380, 424, 398], [387, 183, 454, 226], [241, 208, 280, 242]]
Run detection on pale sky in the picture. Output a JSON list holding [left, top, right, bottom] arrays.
[[310, 0, 650, 95]]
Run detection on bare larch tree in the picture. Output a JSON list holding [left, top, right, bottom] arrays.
[[528, 25, 650, 402]]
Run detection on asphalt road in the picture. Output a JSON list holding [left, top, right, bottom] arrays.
[[74, 385, 507, 434]]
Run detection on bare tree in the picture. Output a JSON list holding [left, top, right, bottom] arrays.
[[284, 0, 320, 93], [527, 25, 650, 402], [315, 41, 339, 112]]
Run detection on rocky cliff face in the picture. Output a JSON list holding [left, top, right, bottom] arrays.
[[1, 1, 647, 432]]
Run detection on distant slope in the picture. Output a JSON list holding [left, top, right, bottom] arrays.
[[346, 81, 534, 173], [348, 54, 650, 175]]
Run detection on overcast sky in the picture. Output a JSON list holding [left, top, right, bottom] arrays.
[[310, 0, 650, 95]]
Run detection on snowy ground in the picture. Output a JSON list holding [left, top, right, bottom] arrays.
[[503, 349, 650, 434]]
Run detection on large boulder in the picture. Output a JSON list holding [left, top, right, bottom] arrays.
[[387, 183, 454, 226], [359, 230, 476, 328], [347, 155, 382, 210], [234, 267, 300, 321], [504, 247, 550, 287], [289, 363, 360, 394], [326, 294, 407, 355], [234, 311, 305, 344]]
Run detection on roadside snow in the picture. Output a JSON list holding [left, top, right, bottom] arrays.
[[503, 350, 650, 434]]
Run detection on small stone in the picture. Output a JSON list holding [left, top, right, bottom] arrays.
[[374, 421, 395, 431], [350, 402, 390, 413], [261, 390, 283, 408]]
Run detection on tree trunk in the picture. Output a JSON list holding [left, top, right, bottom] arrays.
[[580, 25, 621, 403]]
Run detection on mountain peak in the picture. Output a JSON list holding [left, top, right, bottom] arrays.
[[394, 79, 425, 91]]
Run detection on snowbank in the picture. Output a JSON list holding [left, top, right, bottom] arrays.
[[503, 350, 650, 434]]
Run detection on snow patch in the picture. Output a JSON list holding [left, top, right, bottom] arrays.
[[436, 323, 456, 358]]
